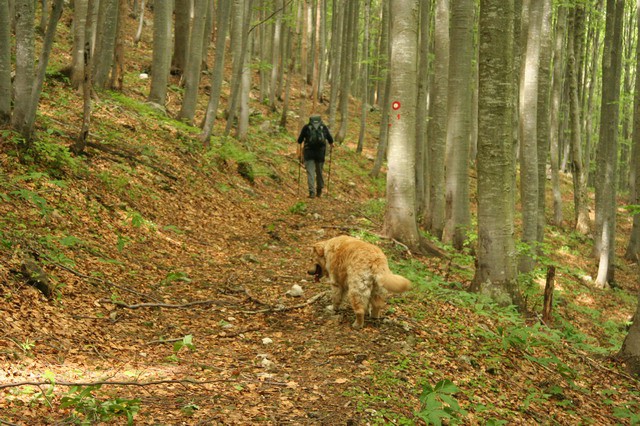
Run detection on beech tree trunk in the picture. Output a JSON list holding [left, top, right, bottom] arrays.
[[443, 0, 473, 250], [426, 0, 449, 239], [148, 0, 174, 108], [384, 0, 421, 251], [472, 0, 521, 308], [594, 0, 625, 288], [179, 0, 208, 122], [0, 0, 11, 123]]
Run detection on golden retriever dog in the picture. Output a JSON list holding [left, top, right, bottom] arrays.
[[312, 235, 411, 328]]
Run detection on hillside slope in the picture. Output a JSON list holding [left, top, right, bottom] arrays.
[[1, 16, 640, 425]]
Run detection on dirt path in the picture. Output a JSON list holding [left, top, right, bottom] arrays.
[[1, 168, 419, 425]]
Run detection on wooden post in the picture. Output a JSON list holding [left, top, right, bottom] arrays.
[[542, 265, 556, 325]]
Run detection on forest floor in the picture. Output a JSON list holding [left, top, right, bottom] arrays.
[[2, 13, 640, 425]]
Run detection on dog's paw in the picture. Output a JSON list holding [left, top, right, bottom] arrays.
[[351, 320, 364, 329], [325, 304, 336, 313]]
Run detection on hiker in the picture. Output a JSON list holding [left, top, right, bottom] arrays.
[[297, 115, 334, 198]]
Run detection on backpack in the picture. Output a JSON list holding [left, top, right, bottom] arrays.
[[306, 116, 326, 149]]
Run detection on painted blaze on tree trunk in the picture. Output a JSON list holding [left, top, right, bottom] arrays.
[[384, 0, 421, 251]]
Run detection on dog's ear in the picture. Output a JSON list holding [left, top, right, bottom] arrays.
[[313, 242, 324, 258]]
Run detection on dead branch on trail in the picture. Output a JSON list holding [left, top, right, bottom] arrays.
[[240, 291, 327, 315], [98, 299, 224, 310], [0, 378, 236, 391]]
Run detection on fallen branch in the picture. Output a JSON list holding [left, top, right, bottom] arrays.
[[99, 299, 222, 310], [0, 377, 234, 391], [48, 259, 162, 303], [240, 291, 327, 315]]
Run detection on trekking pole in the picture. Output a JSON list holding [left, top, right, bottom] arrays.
[[327, 144, 333, 196], [297, 146, 302, 196]]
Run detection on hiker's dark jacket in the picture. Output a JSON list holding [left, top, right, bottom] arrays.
[[297, 124, 334, 162]]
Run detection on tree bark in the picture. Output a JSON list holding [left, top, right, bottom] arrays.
[[625, 0, 640, 261], [518, 0, 543, 272], [356, 0, 370, 153], [549, 5, 567, 228], [472, 0, 521, 308], [384, 0, 421, 251], [92, 0, 119, 90], [443, 0, 473, 250], [594, 0, 625, 288], [200, 0, 231, 145], [0, 0, 11, 123], [148, 0, 174, 108], [178, 0, 209, 122], [70, 0, 89, 89], [619, 294, 640, 376], [415, 0, 431, 218], [426, 0, 449, 239], [172, 0, 191, 75], [12, 0, 36, 139]]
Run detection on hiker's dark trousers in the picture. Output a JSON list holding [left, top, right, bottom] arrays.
[[304, 159, 324, 196]]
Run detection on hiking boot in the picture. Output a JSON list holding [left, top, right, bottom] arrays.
[[308, 191, 315, 198], [316, 188, 322, 198]]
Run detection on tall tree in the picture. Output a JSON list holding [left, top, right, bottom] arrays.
[[371, 0, 391, 178], [11, 0, 36, 137], [594, 0, 625, 288], [535, 0, 552, 242], [384, 0, 421, 251], [568, 5, 590, 235], [443, 0, 474, 250], [0, 0, 11, 123], [335, 0, 356, 143], [472, 0, 521, 307], [620, 295, 640, 375], [356, 0, 370, 153], [178, 0, 208, 122], [172, 0, 191, 75], [92, 0, 119, 89], [148, 0, 174, 108], [200, 0, 232, 145], [426, 0, 449, 239], [415, 0, 431, 217], [518, 0, 544, 272], [549, 5, 568, 227], [70, 0, 89, 89], [625, 0, 640, 261]]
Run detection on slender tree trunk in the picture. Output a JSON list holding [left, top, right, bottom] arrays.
[[415, 0, 431, 218], [328, 0, 343, 130], [335, 0, 355, 143], [472, 0, 521, 308], [200, 0, 231, 145], [371, 0, 390, 178], [179, 0, 208, 122], [568, 7, 590, 235], [269, 0, 283, 110], [356, 0, 370, 153], [549, 5, 567, 227], [70, 0, 88, 89], [536, 0, 552, 243], [619, 294, 640, 375], [427, 0, 449, 239], [625, 0, 640, 261], [148, 0, 174, 108], [280, 24, 296, 128], [384, 0, 421, 251], [134, 0, 145, 45], [92, 0, 119, 90], [12, 0, 36, 139], [72, 0, 96, 155], [443, 0, 473, 250], [518, 0, 543, 272], [224, 0, 254, 136], [594, 0, 625, 288], [109, 0, 127, 90], [172, 0, 191, 75], [0, 0, 11, 123]]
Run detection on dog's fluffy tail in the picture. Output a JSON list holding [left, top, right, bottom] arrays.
[[378, 273, 411, 293]]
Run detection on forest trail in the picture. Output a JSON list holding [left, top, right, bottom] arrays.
[[0, 136, 425, 424]]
